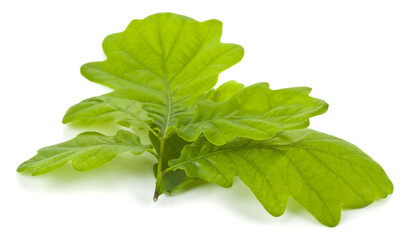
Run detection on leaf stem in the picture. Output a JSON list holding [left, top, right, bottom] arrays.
[[149, 128, 160, 139], [147, 148, 159, 160], [153, 135, 166, 202], [161, 166, 173, 175]]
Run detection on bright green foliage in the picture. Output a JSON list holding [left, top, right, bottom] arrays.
[[176, 84, 328, 145], [150, 133, 195, 194], [17, 130, 149, 175], [63, 96, 153, 130], [80, 12, 244, 135], [210, 80, 244, 102], [169, 129, 393, 227], [17, 13, 393, 227]]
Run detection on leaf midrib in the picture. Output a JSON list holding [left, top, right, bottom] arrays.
[[41, 142, 145, 151], [157, 20, 213, 135], [157, 21, 172, 136], [178, 115, 303, 130], [171, 139, 370, 169], [171, 138, 379, 207], [177, 103, 325, 131], [104, 21, 227, 136], [170, 138, 375, 194], [96, 99, 154, 132]]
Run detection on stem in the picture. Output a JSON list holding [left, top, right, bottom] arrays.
[[147, 149, 159, 160], [161, 166, 173, 176], [153, 136, 166, 202], [149, 129, 160, 139]]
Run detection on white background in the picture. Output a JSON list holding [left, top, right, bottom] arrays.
[[1, 0, 409, 239]]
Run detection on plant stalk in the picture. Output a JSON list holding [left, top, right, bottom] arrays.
[[153, 136, 166, 202]]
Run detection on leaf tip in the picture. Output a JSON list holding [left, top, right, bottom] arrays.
[[16, 164, 25, 173], [325, 216, 341, 227], [385, 177, 394, 195], [16, 161, 33, 173], [61, 116, 69, 124]]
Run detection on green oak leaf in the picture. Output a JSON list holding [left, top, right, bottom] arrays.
[[80, 12, 244, 135], [63, 96, 153, 130], [17, 130, 150, 175], [176, 84, 329, 145], [169, 129, 393, 227]]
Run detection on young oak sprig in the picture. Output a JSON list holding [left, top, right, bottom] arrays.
[[17, 13, 393, 227]]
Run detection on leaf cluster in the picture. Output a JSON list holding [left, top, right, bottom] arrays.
[[17, 13, 393, 227]]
